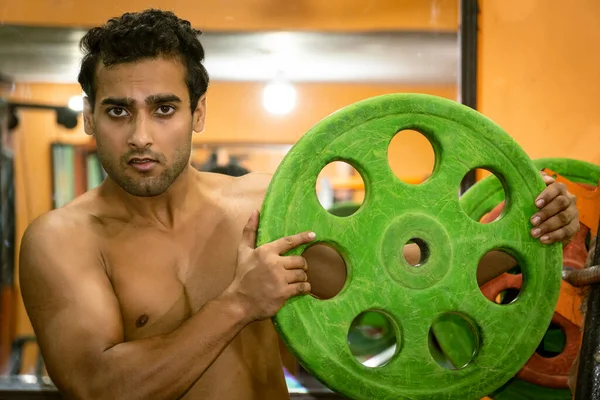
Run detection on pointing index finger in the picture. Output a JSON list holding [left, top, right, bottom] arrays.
[[269, 231, 316, 255]]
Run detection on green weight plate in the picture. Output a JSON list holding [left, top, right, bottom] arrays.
[[258, 93, 562, 400], [491, 378, 572, 400], [460, 158, 600, 221]]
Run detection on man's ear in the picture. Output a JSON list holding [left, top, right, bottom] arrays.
[[193, 94, 207, 133], [83, 97, 95, 136]]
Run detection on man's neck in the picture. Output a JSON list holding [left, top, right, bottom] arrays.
[[100, 165, 201, 230]]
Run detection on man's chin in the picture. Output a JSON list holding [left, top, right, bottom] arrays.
[[126, 186, 168, 198], [118, 179, 169, 198]]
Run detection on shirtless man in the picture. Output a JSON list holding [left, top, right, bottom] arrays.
[[18, 9, 580, 400]]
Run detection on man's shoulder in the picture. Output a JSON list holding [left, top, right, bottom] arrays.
[[19, 206, 102, 280], [24, 203, 97, 248], [235, 172, 273, 194], [202, 171, 272, 198], [199, 171, 273, 218]]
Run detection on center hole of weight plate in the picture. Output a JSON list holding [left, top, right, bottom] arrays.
[[402, 238, 430, 267]]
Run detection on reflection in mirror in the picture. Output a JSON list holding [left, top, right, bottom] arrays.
[[0, 1, 460, 397]]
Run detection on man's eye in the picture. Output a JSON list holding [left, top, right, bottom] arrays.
[[108, 107, 129, 117], [157, 105, 175, 116]]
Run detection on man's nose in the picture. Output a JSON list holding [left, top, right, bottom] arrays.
[[127, 114, 153, 150]]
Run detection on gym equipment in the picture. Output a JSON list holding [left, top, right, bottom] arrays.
[[462, 157, 600, 396], [258, 93, 562, 400], [8, 102, 79, 130]]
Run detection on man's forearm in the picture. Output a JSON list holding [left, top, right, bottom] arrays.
[[78, 292, 251, 400]]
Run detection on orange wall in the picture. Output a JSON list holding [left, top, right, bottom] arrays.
[[0, 0, 458, 31], [200, 82, 456, 144], [479, 0, 600, 166], [9, 81, 457, 361]]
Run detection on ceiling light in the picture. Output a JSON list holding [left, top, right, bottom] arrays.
[[262, 80, 296, 115], [68, 95, 84, 112]]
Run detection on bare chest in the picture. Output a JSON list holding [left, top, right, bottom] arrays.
[[102, 219, 240, 340]]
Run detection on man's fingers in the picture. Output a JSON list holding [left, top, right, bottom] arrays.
[[534, 182, 567, 209], [287, 281, 312, 297], [285, 269, 308, 284], [282, 256, 308, 271], [240, 210, 259, 249], [540, 170, 556, 185], [535, 220, 580, 245], [268, 231, 316, 255], [531, 193, 572, 225], [531, 208, 578, 240]]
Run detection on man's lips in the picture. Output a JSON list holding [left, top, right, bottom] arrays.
[[128, 157, 158, 172], [129, 157, 157, 164]]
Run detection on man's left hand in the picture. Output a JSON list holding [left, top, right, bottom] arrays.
[[530, 171, 579, 247]]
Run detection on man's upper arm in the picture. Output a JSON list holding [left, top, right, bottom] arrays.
[[19, 212, 123, 393]]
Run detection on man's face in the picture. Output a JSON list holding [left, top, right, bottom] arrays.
[[83, 57, 206, 197]]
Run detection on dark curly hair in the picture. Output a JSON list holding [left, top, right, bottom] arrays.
[[78, 9, 209, 113]]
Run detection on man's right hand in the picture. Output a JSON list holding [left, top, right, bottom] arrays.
[[226, 210, 316, 321]]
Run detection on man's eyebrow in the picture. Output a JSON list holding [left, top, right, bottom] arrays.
[[98, 95, 182, 107], [146, 94, 182, 105], [100, 97, 135, 107]]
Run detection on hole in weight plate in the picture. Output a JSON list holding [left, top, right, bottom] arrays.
[[302, 244, 347, 300], [459, 168, 508, 223], [429, 312, 479, 370], [388, 129, 435, 184], [535, 322, 566, 358], [477, 251, 523, 304], [316, 161, 364, 213], [403, 238, 430, 267], [348, 310, 398, 368]]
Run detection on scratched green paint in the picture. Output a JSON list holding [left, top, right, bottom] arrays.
[[257, 94, 562, 400]]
